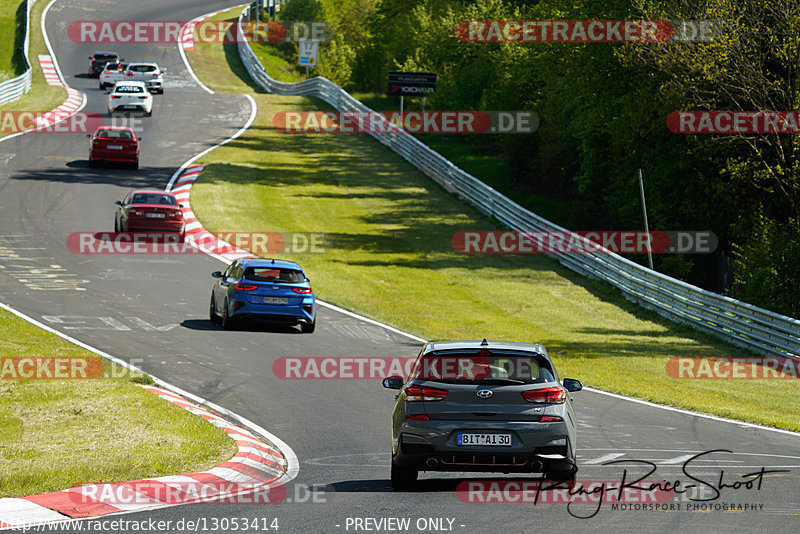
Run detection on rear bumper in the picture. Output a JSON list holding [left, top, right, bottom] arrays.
[[109, 104, 150, 113], [91, 150, 138, 163], [393, 419, 575, 473], [124, 222, 185, 233], [231, 299, 316, 324]]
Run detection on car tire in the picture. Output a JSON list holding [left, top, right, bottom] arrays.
[[114, 218, 119, 232], [300, 320, 315, 334], [390, 459, 417, 491], [131, 159, 139, 170], [99, 82, 104, 90], [145, 109, 152, 117], [88, 158, 96, 168], [221, 299, 235, 330], [209, 294, 219, 323]]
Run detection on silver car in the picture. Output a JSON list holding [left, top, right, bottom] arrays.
[[123, 62, 166, 94], [99, 61, 127, 90], [383, 339, 582, 490]]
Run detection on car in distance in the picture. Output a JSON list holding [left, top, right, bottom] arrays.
[[89, 52, 120, 78], [99, 61, 128, 89], [114, 190, 185, 236], [107, 81, 152, 116], [88, 126, 141, 169], [123, 62, 166, 94], [382, 339, 583, 490], [210, 258, 316, 332]]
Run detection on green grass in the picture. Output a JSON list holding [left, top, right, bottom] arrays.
[[0, 0, 68, 136], [185, 10, 800, 432], [0, 307, 237, 497]]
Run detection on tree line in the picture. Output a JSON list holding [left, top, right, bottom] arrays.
[[278, 0, 800, 319]]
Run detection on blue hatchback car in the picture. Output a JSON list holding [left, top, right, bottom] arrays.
[[210, 258, 316, 332]]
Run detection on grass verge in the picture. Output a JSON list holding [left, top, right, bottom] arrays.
[[0, 307, 237, 497], [0, 0, 69, 137], [186, 9, 800, 432]]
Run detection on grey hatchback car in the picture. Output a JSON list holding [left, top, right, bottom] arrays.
[[383, 339, 582, 490]]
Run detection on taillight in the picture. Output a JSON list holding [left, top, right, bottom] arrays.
[[292, 287, 312, 294], [126, 72, 134, 76], [539, 415, 564, 423], [522, 387, 567, 404], [404, 385, 447, 402], [131, 210, 142, 215], [405, 414, 430, 421], [235, 282, 258, 291], [111, 95, 120, 99], [168, 210, 182, 219]]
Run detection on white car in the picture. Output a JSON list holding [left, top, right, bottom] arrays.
[[99, 61, 127, 90], [123, 62, 166, 94], [108, 81, 153, 116]]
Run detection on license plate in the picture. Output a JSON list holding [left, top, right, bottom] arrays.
[[145, 213, 165, 218], [457, 433, 511, 447], [262, 297, 288, 304], [107, 145, 122, 150], [122, 105, 139, 110]]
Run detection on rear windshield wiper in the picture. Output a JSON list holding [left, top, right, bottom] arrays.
[[475, 378, 526, 385]]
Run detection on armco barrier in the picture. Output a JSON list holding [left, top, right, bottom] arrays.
[[234, 8, 800, 360], [0, 0, 36, 106]]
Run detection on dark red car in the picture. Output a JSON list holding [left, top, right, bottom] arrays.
[[88, 126, 140, 169], [114, 190, 185, 236]]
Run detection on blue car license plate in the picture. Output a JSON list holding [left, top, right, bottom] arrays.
[[262, 297, 288, 304]]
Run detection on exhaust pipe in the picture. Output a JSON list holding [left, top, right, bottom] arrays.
[[425, 457, 439, 468], [530, 460, 543, 471]]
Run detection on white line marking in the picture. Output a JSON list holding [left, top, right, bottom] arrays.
[[582, 453, 626, 465]]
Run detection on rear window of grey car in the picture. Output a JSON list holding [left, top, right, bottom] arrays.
[[412, 352, 555, 384], [130, 65, 157, 72]]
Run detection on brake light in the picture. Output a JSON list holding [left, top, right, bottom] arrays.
[[235, 282, 258, 291], [404, 385, 447, 402], [168, 210, 182, 219], [539, 415, 564, 423], [405, 414, 430, 421], [522, 387, 567, 404], [111, 95, 120, 99], [292, 287, 312, 294], [126, 72, 134, 76]]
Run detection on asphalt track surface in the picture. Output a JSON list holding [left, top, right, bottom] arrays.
[[1, 1, 799, 533]]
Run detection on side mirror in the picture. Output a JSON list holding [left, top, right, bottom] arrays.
[[179, 204, 184, 208], [563, 378, 583, 392], [88, 56, 92, 60], [114, 201, 122, 206], [211, 271, 222, 278], [86, 134, 91, 138], [382, 376, 404, 390]]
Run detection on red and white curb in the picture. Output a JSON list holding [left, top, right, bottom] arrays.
[[38, 54, 61, 86], [181, 6, 243, 50], [170, 165, 257, 262], [0, 386, 287, 528]]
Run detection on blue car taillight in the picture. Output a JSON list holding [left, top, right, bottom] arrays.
[[293, 287, 312, 294], [235, 282, 258, 291]]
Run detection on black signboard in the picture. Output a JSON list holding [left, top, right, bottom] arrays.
[[388, 72, 437, 97]]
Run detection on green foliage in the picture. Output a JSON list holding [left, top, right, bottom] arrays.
[[732, 216, 800, 318]]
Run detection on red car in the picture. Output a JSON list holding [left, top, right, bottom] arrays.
[[88, 126, 140, 169], [114, 190, 185, 236]]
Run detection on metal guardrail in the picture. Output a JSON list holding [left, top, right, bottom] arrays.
[[0, 0, 35, 106], [235, 9, 800, 360]]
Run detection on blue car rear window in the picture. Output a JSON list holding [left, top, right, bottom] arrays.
[[244, 268, 305, 283]]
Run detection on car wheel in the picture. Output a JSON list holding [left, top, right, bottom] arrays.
[[131, 159, 139, 170], [88, 158, 96, 168], [221, 299, 235, 330], [390, 459, 417, 491], [209, 294, 219, 323], [300, 320, 315, 333], [114, 217, 119, 232]]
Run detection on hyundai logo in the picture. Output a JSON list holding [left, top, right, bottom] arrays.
[[476, 390, 493, 399]]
